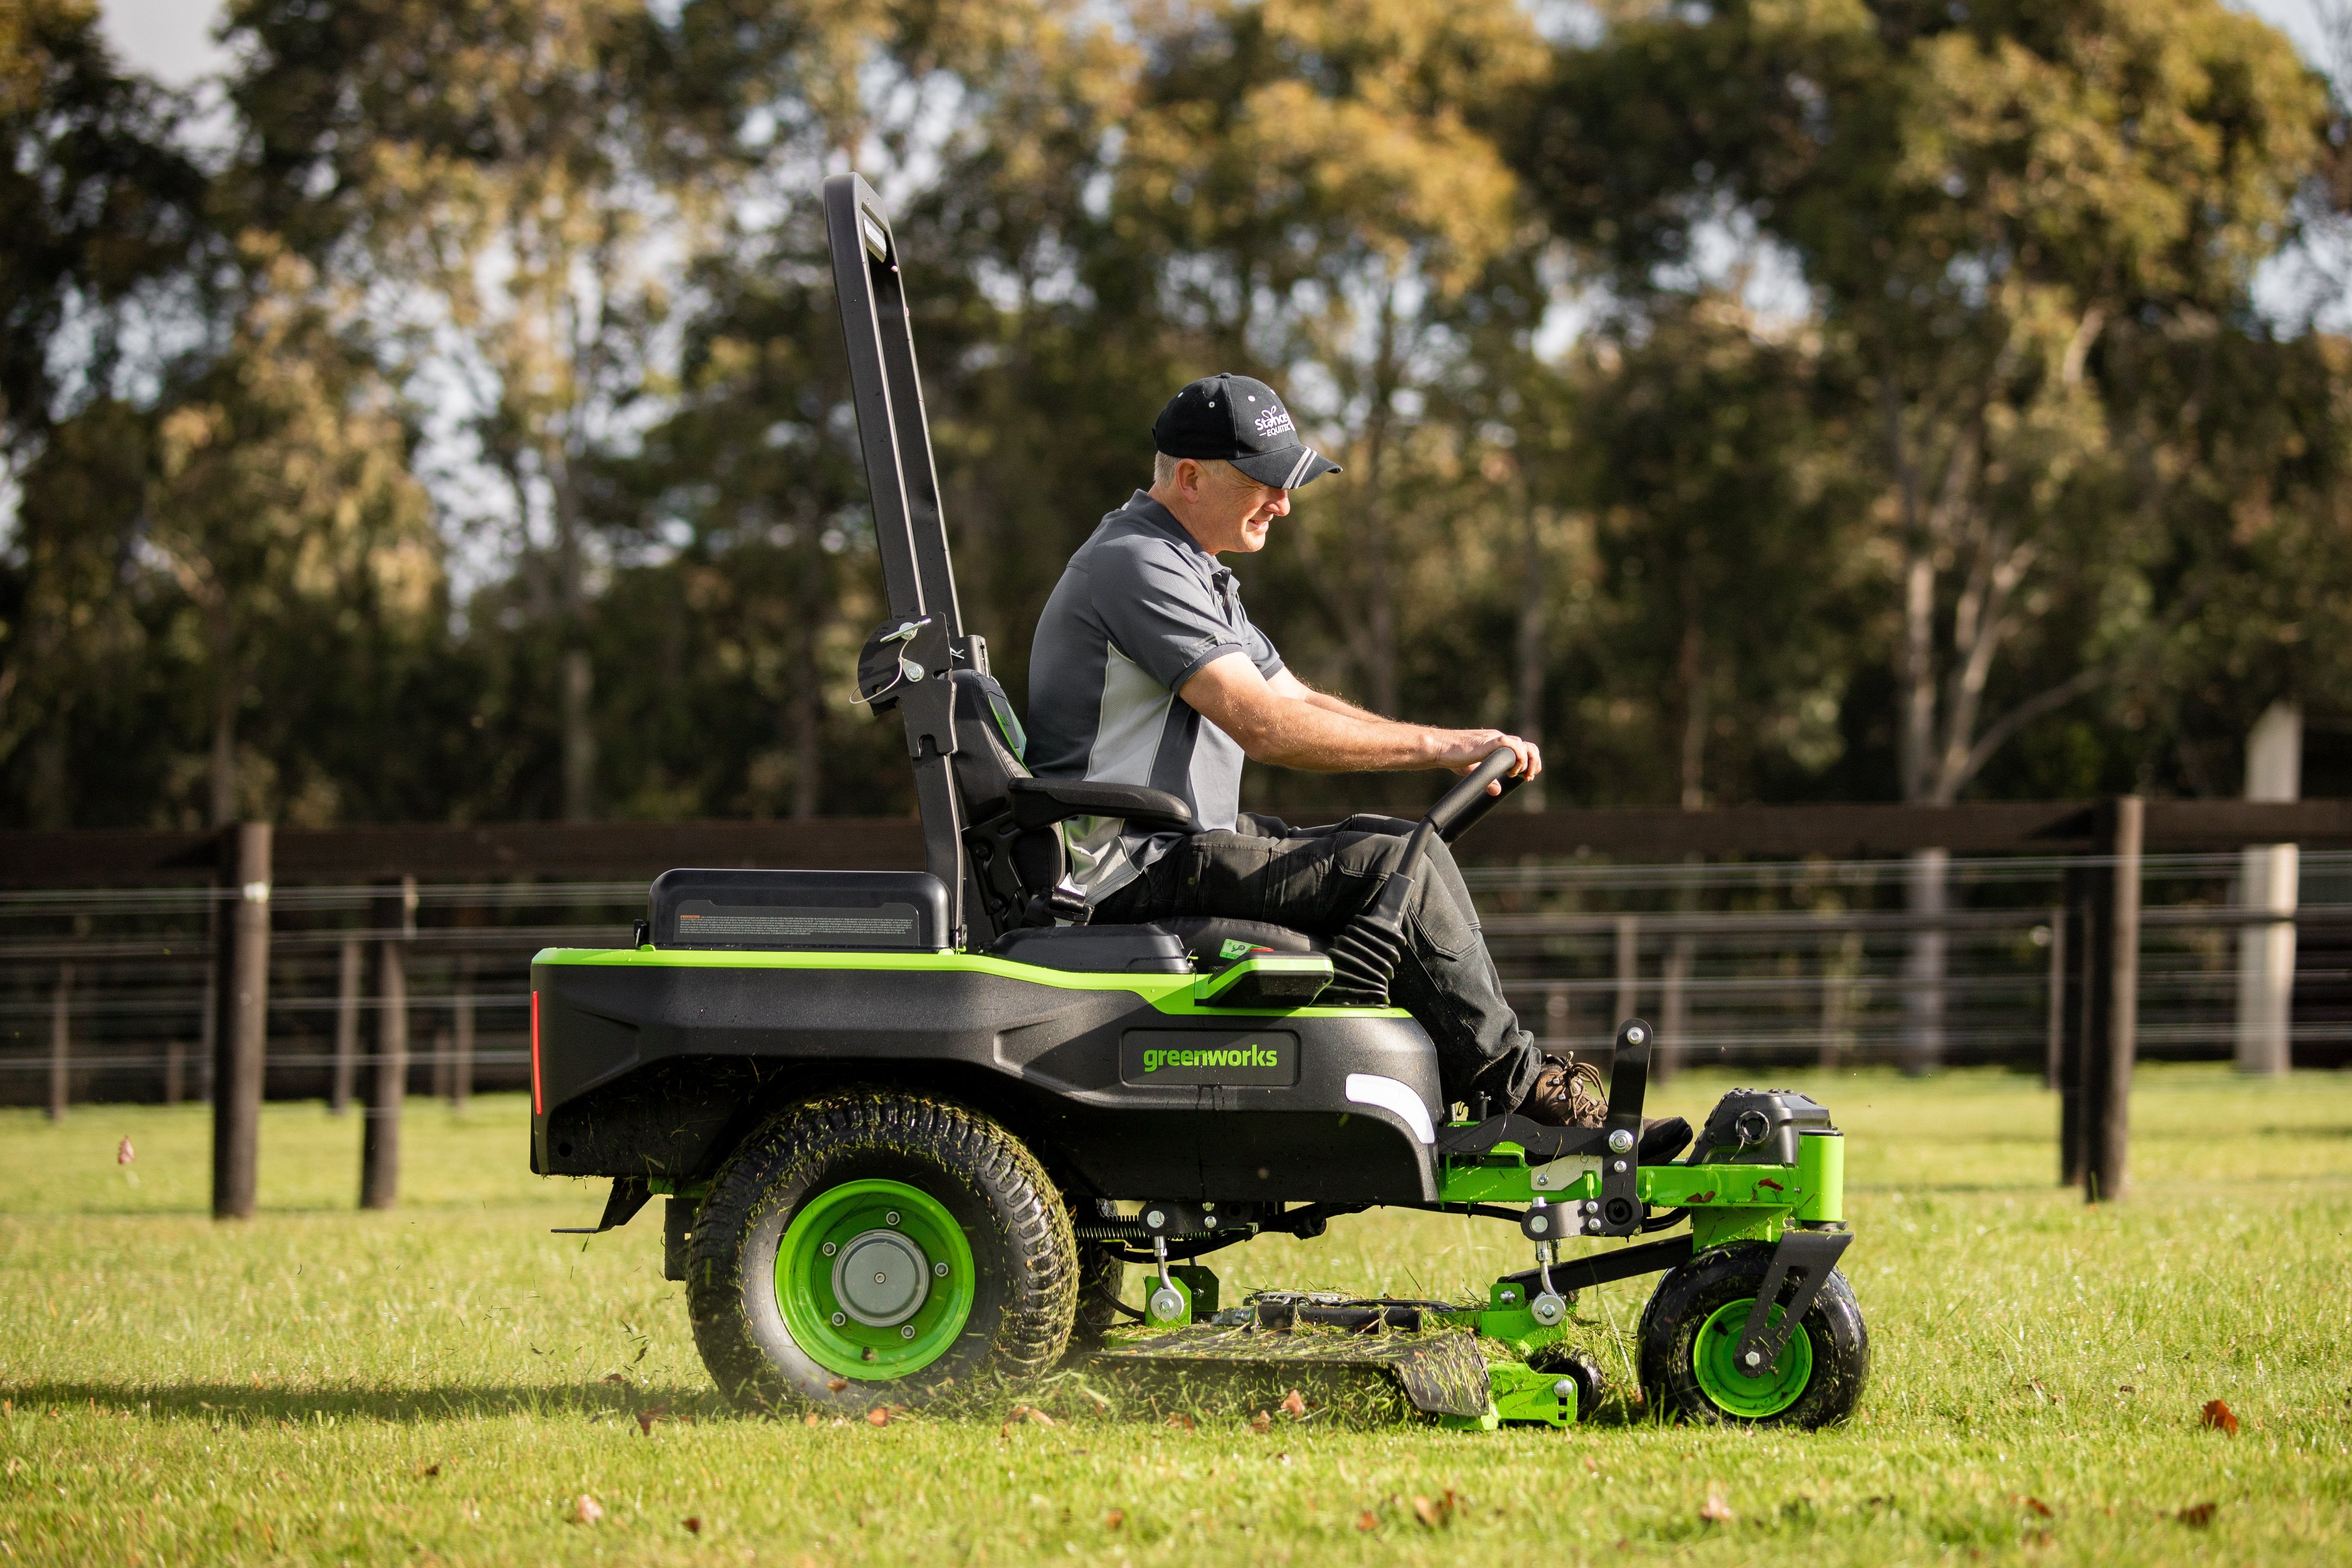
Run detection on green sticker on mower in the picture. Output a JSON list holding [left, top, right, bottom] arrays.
[[1120, 1029, 1298, 1086]]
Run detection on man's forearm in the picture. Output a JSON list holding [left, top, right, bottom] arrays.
[[1300, 687, 1391, 725], [1223, 697, 1448, 773]]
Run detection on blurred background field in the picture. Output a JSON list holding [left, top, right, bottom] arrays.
[[3, 1068, 2349, 1566]]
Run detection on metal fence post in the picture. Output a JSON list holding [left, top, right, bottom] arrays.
[[360, 877, 415, 1211], [1613, 915, 1639, 1029], [330, 936, 362, 1114], [2080, 797, 2142, 1203], [1658, 932, 1693, 1080], [48, 962, 72, 1121], [2058, 870, 2090, 1185], [211, 823, 272, 1221]]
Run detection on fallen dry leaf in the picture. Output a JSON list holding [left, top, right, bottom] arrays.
[[2201, 1399, 2239, 1435], [803, 1412, 822, 1427], [2023, 1497, 2053, 1518], [682, 1516, 703, 1535], [1165, 1413, 1195, 1432], [414, 1462, 440, 1479], [636, 1404, 669, 1435], [1104, 1509, 1125, 1530], [1698, 1490, 1733, 1524], [826, 1378, 849, 1393], [2177, 1502, 2218, 1527], [1015, 1405, 1056, 1427], [600, 1372, 630, 1386], [116, 1137, 133, 1166], [1279, 1388, 1307, 1418], [1248, 1410, 1272, 1434], [866, 1407, 891, 1427], [1411, 1489, 1459, 1528], [572, 1494, 604, 1525], [1356, 1511, 1379, 1533], [1582, 1455, 1598, 1473]]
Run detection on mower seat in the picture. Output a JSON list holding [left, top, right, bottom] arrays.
[[942, 672, 1325, 964]]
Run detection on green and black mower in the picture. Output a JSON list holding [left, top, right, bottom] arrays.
[[528, 174, 1868, 1431]]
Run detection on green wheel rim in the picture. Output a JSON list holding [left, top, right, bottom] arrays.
[[776, 1179, 976, 1381], [1691, 1296, 1813, 1418]]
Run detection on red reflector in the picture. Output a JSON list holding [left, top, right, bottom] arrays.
[[530, 991, 544, 1116]]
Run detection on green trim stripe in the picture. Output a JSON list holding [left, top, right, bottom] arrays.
[[531, 946, 1410, 1019]]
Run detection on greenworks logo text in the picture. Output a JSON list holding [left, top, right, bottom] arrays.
[[1141, 1043, 1280, 1073], [1119, 1029, 1300, 1087]]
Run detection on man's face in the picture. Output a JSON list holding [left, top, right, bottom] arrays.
[[1176, 460, 1290, 555]]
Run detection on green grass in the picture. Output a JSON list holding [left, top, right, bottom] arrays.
[[3, 1066, 2349, 1565]]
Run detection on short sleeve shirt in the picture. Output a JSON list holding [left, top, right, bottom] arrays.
[[1025, 490, 1284, 901]]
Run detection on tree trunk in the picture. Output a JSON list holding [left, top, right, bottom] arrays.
[[561, 646, 595, 822], [209, 677, 238, 828], [1676, 579, 1707, 811], [1360, 289, 1400, 719], [1901, 847, 1949, 1075], [1514, 503, 1548, 810]]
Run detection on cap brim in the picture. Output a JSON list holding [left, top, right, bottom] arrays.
[[1230, 445, 1341, 490]]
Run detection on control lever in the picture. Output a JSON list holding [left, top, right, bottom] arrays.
[[1324, 747, 1522, 1005]]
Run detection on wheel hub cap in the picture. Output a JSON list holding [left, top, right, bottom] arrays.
[[831, 1228, 931, 1326]]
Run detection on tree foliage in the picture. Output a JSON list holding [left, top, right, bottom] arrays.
[[3, 0, 2350, 830]]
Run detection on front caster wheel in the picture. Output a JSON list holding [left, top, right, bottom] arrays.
[[687, 1092, 1078, 1413], [1637, 1240, 1868, 1427]]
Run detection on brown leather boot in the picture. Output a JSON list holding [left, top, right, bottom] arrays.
[[1518, 1056, 1608, 1128]]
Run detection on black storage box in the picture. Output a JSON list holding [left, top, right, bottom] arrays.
[[648, 868, 950, 951]]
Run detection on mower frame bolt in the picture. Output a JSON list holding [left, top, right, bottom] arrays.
[[822, 1241, 837, 1256], [901, 1325, 916, 1339], [1145, 1209, 1165, 1229], [1554, 1379, 1574, 1402], [831, 1311, 847, 1326], [1586, 1218, 1602, 1233], [1607, 1128, 1634, 1155], [1612, 1159, 1628, 1174], [933, 1261, 948, 1277], [885, 1211, 901, 1226], [1744, 1350, 1761, 1367]]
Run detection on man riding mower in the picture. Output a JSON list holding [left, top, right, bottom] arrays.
[[525, 173, 1869, 1430]]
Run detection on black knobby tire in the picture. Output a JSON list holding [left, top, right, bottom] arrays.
[[1528, 1343, 1608, 1423], [1068, 1239, 1129, 1351], [1636, 1240, 1868, 1428], [687, 1091, 1078, 1412]]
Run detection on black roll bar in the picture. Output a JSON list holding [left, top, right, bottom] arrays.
[[823, 173, 986, 946]]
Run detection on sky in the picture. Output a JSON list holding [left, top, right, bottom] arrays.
[[97, 0, 2344, 87]]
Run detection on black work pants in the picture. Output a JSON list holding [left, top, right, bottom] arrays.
[[1093, 813, 1543, 1110]]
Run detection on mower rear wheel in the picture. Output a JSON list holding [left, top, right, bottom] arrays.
[[688, 1092, 1078, 1413], [1636, 1240, 1867, 1428]]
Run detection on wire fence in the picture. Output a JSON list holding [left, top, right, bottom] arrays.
[[7, 851, 2349, 1108]]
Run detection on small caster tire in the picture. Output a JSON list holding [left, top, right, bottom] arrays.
[[1528, 1345, 1608, 1423], [1637, 1240, 1867, 1428]]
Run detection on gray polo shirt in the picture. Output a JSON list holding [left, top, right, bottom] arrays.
[[1026, 490, 1284, 901]]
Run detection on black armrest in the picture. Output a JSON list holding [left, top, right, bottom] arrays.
[[1007, 776, 1194, 832]]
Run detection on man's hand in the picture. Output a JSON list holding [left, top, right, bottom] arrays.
[[1179, 653, 1543, 789], [1429, 728, 1544, 792]]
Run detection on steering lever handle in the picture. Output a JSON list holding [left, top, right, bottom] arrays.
[[1426, 745, 1524, 843]]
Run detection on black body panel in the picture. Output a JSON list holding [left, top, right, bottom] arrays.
[[648, 868, 950, 950], [1688, 1088, 1836, 1168], [531, 958, 1444, 1203]]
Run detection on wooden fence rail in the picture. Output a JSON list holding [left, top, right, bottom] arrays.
[[12, 796, 2352, 1216]]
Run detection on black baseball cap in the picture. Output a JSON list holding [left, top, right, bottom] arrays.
[[1152, 373, 1340, 490]]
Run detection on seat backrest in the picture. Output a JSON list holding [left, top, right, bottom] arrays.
[[946, 671, 1075, 937]]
